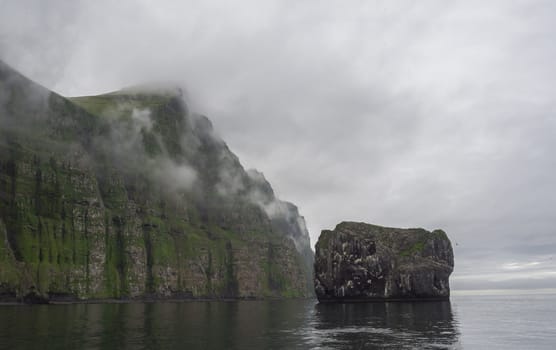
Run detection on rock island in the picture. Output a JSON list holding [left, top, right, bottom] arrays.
[[314, 221, 454, 302]]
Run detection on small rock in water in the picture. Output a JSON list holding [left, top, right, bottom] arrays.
[[314, 221, 454, 302]]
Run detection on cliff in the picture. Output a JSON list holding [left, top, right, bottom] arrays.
[[0, 60, 314, 302], [314, 222, 454, 302]]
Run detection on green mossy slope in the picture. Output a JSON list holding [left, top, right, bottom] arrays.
[[0, 60, 314, 302]]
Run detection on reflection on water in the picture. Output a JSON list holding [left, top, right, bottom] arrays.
[[0, 299, 459, 349], [310, 301, 460, 349]]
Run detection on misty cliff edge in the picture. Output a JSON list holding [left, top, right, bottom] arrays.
[[0, 59, 314, 303], [314, 222, 453, 302]]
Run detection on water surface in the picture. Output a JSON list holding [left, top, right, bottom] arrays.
[[1, 293, 555, 349]]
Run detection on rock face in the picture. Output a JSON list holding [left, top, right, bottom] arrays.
[[0, 60, 314, 302], [314, 222, 454, 302]]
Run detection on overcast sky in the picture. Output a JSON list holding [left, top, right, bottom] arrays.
[[1, 0, 555, 290]]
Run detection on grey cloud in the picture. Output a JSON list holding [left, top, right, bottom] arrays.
[[90, 103, 198, 192], [2, 0, 556, 290], [0, 0, 82, 86]]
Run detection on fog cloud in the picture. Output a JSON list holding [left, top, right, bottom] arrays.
[[90, 103, 198, 192]]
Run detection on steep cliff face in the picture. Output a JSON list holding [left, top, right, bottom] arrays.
[[0, 60, 313, 302], [314, 222, 453, 302]]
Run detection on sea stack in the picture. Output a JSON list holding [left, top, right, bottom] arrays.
[[314, 222, 454, 302]]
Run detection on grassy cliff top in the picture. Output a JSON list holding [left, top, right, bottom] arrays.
[[316, 221, 449, 248], [334, 221, 429, 234], [69, 92, 174, 119]]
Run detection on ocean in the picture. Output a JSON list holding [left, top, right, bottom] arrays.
[[0, 291, 555, 349]]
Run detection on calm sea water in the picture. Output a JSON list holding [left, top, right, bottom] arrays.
[[0, 292, 555, 349]]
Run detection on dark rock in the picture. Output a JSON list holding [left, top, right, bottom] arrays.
[[23, 288, 49, 304], [314, 222, 454, 302]]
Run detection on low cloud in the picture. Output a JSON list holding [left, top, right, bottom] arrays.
[[92, 104, 198, 192], [154, 158, 197, 192]]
